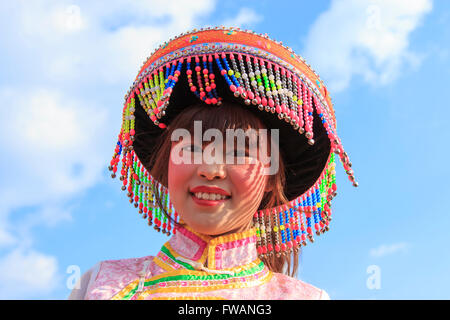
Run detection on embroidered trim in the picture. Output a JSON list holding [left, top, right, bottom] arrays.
[[111, 260, 271, 300]]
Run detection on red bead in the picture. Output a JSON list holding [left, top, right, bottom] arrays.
[[267, 243, 273, 252], [158, 123, 166, 129], [221, 69, 227, 76], [190, 86, 197, 92], [209, 74, 215, 80], [211, 98, 217, 104], [203, 68, 208, 74], [281, 243, 287, 251], [275, 105, 281, 113], [275, 244, 280, 252], [195, 66, 201, 72], [187, 70, 192, 75], [230, 85, 237, 92]]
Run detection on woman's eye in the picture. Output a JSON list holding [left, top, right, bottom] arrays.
[[229, 149, 249, 157], [182, 145, 202, 152]]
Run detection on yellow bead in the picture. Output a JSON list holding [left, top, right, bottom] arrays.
[[280, 225, 285, 231], [228, 69, 234, 76], [273, 226, 278, 232], [235, 72, 241, 78]]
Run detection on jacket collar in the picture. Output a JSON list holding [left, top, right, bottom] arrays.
[[154, 223, 259, 272]]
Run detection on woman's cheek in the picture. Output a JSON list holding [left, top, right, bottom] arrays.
[[229, 161, 267, 197], [168, 159, 192, 202]]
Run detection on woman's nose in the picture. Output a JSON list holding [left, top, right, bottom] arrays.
[[197, 164, 226, 180]]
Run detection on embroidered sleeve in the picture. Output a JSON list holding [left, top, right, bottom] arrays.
[[67, 262, 101, 300]]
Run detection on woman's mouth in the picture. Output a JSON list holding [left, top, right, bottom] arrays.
[[189, 192, 231, 207]]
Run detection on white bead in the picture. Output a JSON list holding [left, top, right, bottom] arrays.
[[255, 70, 261, 76], [276, 80, 282, 86], [261, 68, 267, 74], [251, 80, 257, 87], [249, 72, 255, 78], [268, 74, 275, 81]]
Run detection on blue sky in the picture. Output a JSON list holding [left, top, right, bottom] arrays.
[[0, 0, 449, 299]]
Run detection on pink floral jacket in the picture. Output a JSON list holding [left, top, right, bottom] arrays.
[[69, 225, 330, 300]]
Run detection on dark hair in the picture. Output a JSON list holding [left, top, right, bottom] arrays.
[[147, 102, 300, 277]]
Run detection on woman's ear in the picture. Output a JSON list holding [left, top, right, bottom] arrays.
[[264, 175, 274, 193]]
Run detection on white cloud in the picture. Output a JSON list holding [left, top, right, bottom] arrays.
[[303, 0, 433, 92], [369, 242, 409, 258], [222, 8, 263, 28], [0, 87, 109, 211], [0, 248, 59, 299]]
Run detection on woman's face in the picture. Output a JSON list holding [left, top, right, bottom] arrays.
[[168, 130, 272, 237]]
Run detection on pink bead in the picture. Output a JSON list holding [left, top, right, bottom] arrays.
[[195, 66, 201, 72], [186, 70, 192, 75], [255, 96, 261, 105], [247, 91, 254, 100], [261, 97, 267, 106], [209, 74, 215, 80], [275, 105, 281, 114], [190, 86, 197, 92], [200, 91, 206, 98], [150, 115, 156, 121], [230, 85, 237, 92], [210, 83, 216, 89], [203, 68, 208, 74], [157, 100, 163, 107], [221, 69, 227, 76], [205, 86, 211, 92], [211, 98, 217, 104], [205, 98, 211, 104], [268, 99, 275, 108]]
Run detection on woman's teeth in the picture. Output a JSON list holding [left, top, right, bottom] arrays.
[[193, 192, 230, 200]]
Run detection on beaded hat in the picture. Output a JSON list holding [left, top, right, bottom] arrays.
[[108, 26, 358, 256]]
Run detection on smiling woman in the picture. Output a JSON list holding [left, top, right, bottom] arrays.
[[148, 102, 295, 275], [69, 27, 357, 300]]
